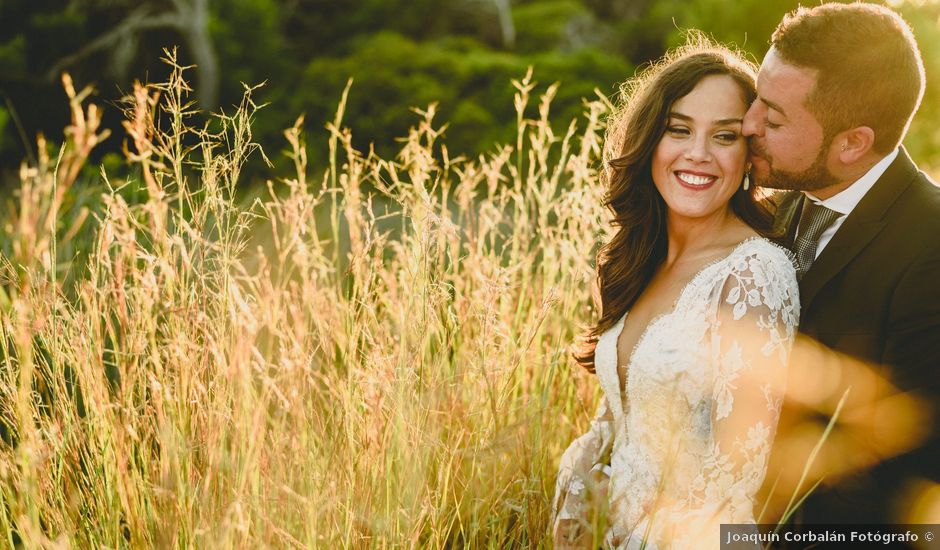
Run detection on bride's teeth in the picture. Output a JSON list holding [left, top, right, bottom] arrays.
[[677, 172, 714, 186]]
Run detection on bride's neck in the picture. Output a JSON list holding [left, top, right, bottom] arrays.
[[663, 208, 741, 267]]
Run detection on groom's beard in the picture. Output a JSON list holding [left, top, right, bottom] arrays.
[[749, 138, 840, 192]]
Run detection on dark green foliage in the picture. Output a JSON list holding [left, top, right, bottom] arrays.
[[0, 106, 8, 151], [1, 0, 939, 183], [897, 2, 940, 165], [513, 0, 593, 53], [291, 31, 630, 165], [211, 0, 290, 92]]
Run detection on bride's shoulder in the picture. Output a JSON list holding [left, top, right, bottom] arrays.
[[728, 236, 798, 281]]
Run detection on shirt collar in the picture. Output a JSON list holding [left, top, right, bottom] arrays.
[[803, 147, 899, 214]]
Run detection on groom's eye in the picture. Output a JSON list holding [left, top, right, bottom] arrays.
[[764, 118, 782, 130]]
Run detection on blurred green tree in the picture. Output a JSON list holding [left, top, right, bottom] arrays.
[[1, 0, 939, 180], [292, 31, 631, 166]]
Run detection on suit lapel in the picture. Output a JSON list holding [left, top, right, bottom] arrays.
[[799, 147, 919, 312], [773, 191, 803, 248], [800, 220, 886, 310]]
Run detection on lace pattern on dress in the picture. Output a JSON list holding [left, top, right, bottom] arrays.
[[552, 237, 799, 549]]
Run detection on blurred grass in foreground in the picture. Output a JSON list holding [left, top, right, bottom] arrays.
[[0, 50, 612, 547]]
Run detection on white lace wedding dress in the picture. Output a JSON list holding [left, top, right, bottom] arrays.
[[553, 237, 800, 549]]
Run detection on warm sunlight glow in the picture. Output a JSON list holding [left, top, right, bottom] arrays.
[[903, 480, 940, 523], [762, 336, 934, 523]]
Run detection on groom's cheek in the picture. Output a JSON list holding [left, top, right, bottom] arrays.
[[750, 155, 770, 180]]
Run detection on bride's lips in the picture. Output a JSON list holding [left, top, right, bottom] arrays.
[[674, 170, 718, 191]]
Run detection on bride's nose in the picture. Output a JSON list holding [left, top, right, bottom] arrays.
[[683, 135, 712, 163]]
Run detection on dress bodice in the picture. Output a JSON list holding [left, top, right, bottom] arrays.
[[553, 237, 800, 549]]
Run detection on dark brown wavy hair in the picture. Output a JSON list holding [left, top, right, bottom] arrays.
[[572, 35, 775, 373]]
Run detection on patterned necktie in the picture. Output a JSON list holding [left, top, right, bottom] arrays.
[[794, 199, 841, 280]]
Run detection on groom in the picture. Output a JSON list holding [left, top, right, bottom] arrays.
[[742, 2, 940, 525]]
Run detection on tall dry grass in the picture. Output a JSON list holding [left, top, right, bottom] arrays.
[[0, 51, 614, 548]]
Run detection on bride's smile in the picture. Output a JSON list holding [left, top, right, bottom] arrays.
[[674, 170, 718, 189]]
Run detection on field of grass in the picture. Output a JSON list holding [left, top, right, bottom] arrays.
[[6, 46, 938, 549], [0, 51, 615, 547]]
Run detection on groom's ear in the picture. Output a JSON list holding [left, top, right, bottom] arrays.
[[835, 126, 876, 164]]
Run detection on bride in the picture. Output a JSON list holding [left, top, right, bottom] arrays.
[[553, 38, 800, 549]]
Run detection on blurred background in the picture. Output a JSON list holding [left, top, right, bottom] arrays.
[[2, 0, 940, 188]]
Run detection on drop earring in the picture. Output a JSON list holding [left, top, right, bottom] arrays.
[[743, 172, 750, 191]]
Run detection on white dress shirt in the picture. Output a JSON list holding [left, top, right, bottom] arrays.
[[800, 147, 899, 259]]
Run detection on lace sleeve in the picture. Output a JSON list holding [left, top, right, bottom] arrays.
[[553, 395, 615, 548], [699, 249, 800, 524]]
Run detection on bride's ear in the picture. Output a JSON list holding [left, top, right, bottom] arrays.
[[835, 126, 875, 164]]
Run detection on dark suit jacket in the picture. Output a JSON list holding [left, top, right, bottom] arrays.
[[773, 146, 940, 525]]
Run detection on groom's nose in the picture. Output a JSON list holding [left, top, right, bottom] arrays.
[[742, 101, 763, 138]]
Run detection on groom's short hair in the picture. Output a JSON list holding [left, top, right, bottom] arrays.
[[772, 2, 925, 154]]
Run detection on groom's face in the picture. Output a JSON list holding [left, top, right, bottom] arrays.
[[742, 48, 839, 191]]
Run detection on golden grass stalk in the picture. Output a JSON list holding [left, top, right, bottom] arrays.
[[0, 50, 613, 548]]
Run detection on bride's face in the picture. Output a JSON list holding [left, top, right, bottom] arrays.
[[651, 74, 749, 223]]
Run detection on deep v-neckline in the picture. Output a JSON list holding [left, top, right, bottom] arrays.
[[611, 236, 762, 397]]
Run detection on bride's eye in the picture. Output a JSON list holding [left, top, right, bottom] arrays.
[[666, 126, 690, 137], [714, 132, 739, 143]]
